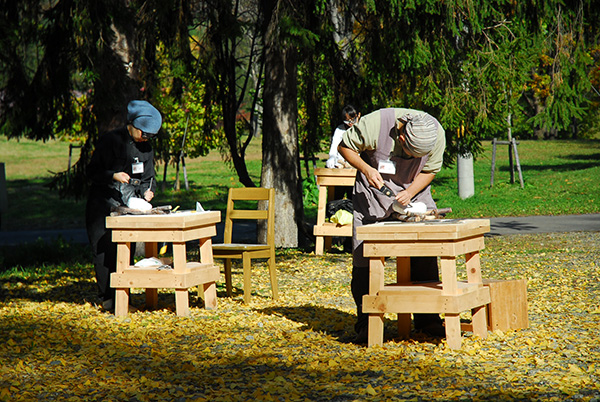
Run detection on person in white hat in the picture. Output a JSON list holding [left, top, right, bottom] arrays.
[[337, 107, 446, 343], [85, 100, 162, 312]]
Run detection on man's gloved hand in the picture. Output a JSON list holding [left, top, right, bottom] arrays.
[[326, 157, 337, 169]]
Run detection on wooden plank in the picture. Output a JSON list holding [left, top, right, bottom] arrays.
[[356, 219, 490, 239], [145, 242, 158, 257], [116, 243, 131, 274], [229, 210, 268, 220], [314, 236, 325, 256], [378, 281, 478, 296], [202, 281, 217, 310], [362, 287, 490, 314], [213, 243, 270, 252], [199, 237, 213, 264], [145, 289, 158, 309], [363, 236, 485, 258], [316, 177, 357, 186], [465, 251, 483, 284], [483, 279, 529, 331], [395, 258, 411, 337], [369, 257, 385, 295], [440, 256, 458, 295], [314, 167, 357, 178], [172, 243, 187, 274], [112, 225, 216, 243], [316, 185, 328, 226], [229, 187, 271, 201], [313, 223, 353, 236], [106, 210, 220, 230], [110, 263, 220, 288], [471, 305, 488, 338]]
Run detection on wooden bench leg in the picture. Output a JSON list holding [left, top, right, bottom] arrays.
[[396, 257, 411, 338], [175, 289, 190, 316], [242, 252, 252, 304], [224, 259, 233, 297], [114, 242, 131, 317], [367, 257, 385, 346], [315, 236, 324, 255], [471, 305, 488, 338], [445, 313, 462, 349], [324, 236, 332, 252], [203, 282, 217, 310], [115, 288, 129, 317], [268, 253, 278, 301], [397, 314, 411, 339], [145, 289, 158, 310], [441, 256, 462, 349], [368, 313, 384, 347], [315, 185, 328, 255], [466, 250, 488, 339]]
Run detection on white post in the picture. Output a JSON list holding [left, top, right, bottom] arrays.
[[457, 153, 474, 199]]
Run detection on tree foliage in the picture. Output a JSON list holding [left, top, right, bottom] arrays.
[[1, 0, 599, 225]]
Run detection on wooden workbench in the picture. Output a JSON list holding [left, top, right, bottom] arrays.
[[106, 211, 221, 317], [357, 218, 491, 349], [313, 167, 356, 255]]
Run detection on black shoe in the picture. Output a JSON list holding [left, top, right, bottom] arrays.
[[101, 298, 115, 311], [353, 326, 369, 344]]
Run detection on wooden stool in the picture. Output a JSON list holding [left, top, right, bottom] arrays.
[[357, 219, 492, 349], [106, 211, 221, 317], [313, 168, 356, 255]]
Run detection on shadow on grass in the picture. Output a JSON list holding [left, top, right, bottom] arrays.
[[257, 305, 444, 346], [259, 304, 357, 343], [0, 238, 91, 272], [496, 152, 600, 173]]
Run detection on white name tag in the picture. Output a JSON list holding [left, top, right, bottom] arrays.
[[378, 159, 396, 175], [132, 161, 144, 174]]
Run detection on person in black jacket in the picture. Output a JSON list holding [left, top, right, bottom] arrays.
[[85, 100, 162, 311]]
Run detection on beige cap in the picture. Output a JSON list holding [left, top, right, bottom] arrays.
[[399, 113, 438, 157]]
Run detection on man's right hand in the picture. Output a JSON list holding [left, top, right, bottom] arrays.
[[113, 172, 130, 183], [338, 144, 384, 189], [364, 165, 384, 190]]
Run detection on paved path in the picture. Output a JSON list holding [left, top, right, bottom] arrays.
[[0, 214, 599, 246], [487, 213, 600, 236]]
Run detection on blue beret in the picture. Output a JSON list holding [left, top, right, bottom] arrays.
[[127, 100, 162, 135]]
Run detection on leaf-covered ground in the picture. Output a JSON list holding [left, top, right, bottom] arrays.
[[1, 232, 599, 401]]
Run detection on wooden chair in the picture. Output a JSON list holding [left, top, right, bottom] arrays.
[[212, 187, 278, 304]]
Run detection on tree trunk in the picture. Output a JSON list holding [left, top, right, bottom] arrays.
[[223, 104, 256, 188], [260, 1, 303, 248]]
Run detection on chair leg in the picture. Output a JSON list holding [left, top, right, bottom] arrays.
[[242, 252, 252, 304], [224, 259, 233, 297], [268, 253, 278, 300]]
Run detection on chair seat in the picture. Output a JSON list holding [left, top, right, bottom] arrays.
[[213, 243, 270, 252]]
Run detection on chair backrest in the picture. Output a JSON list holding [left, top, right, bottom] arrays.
[[223, 187, 275, 246]]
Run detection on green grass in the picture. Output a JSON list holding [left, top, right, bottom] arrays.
[[434, 140, 600, 218], [1, 136, 599, 231]]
